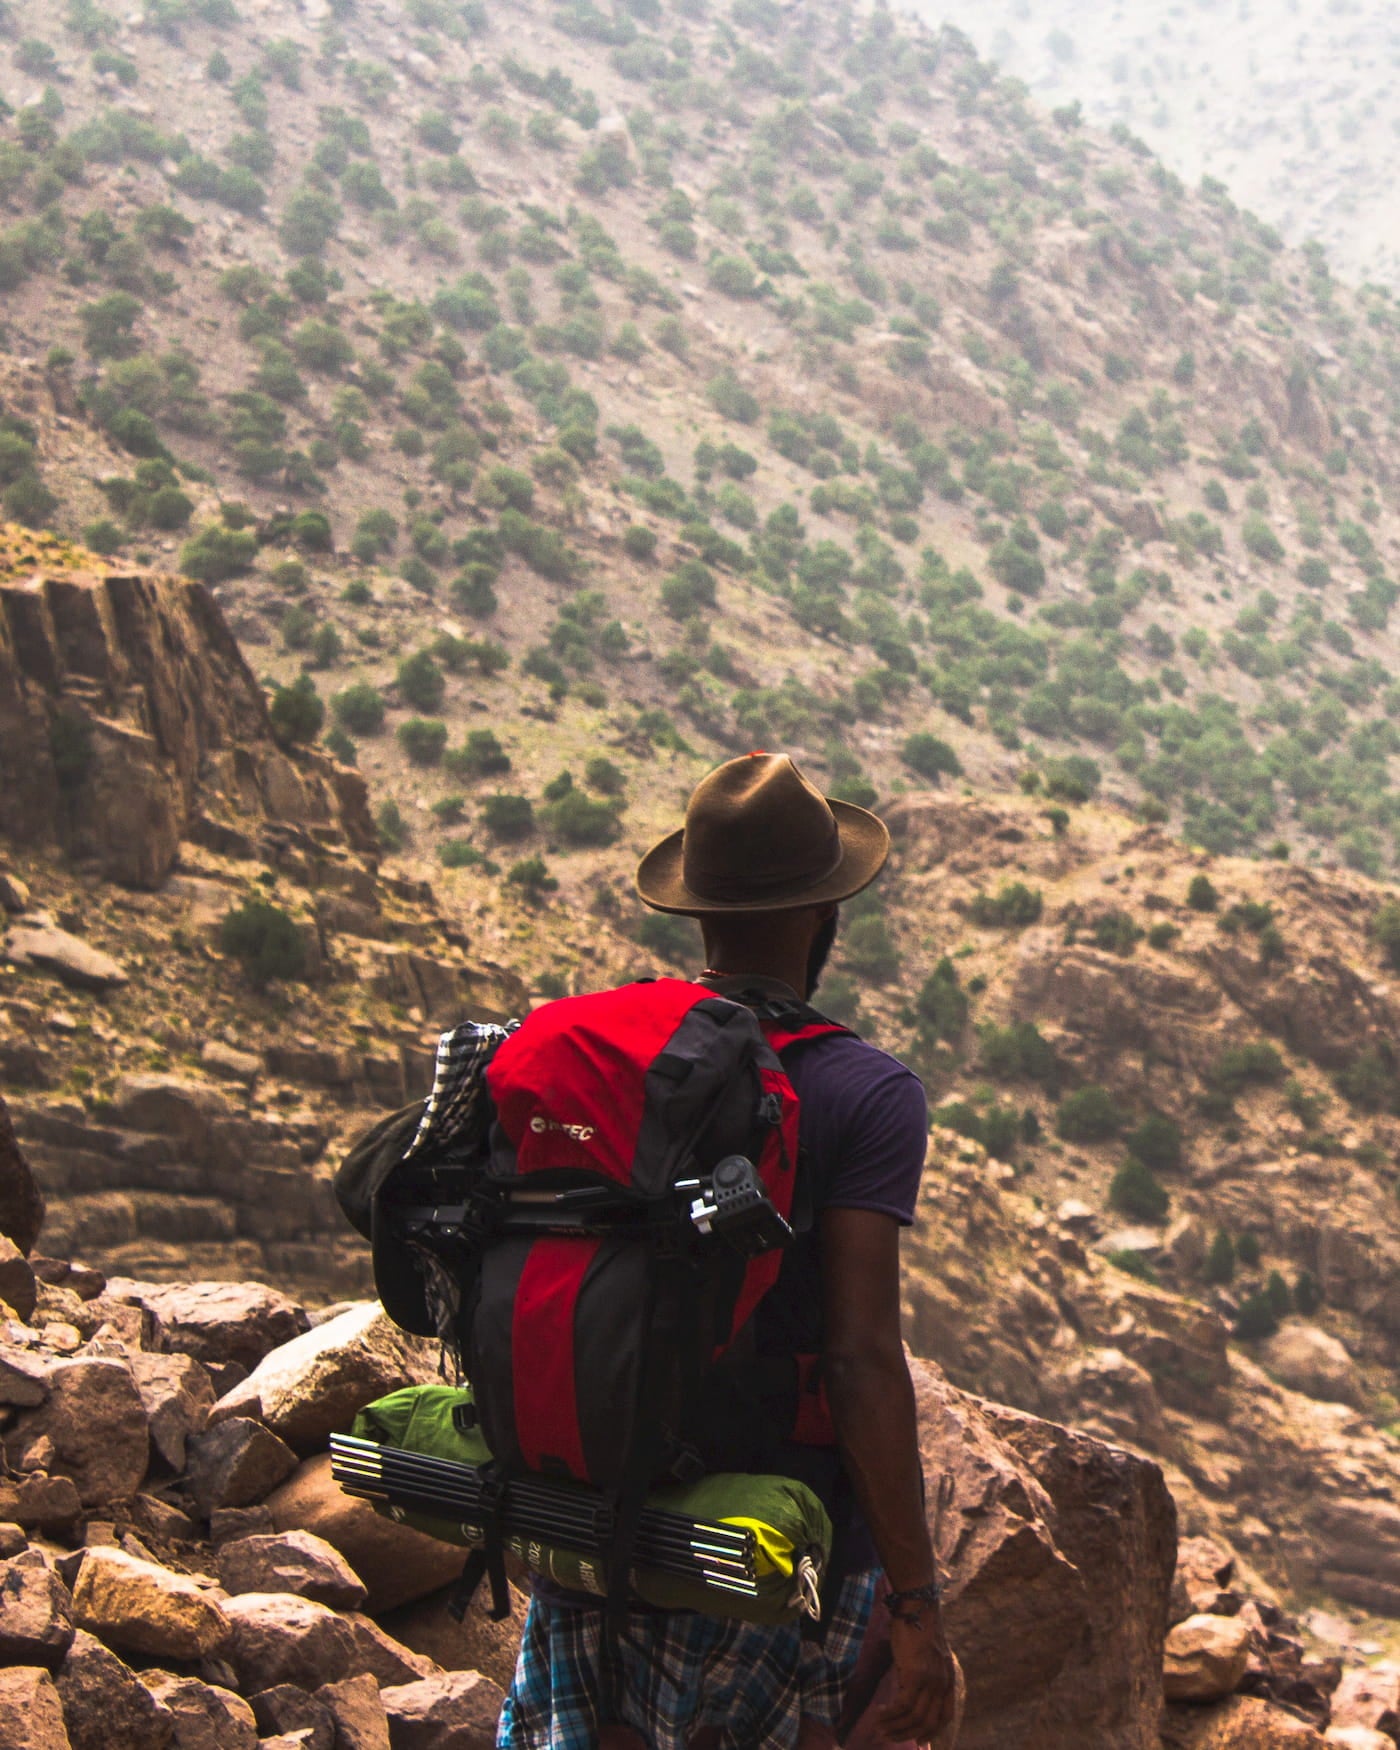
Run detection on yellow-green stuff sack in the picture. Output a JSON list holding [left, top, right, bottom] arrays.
[[349, 1384, 832, 1625]]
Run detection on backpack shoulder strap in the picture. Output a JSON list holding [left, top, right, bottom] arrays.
[[749, 995, 853, 1055]]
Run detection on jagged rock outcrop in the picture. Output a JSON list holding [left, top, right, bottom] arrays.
[[0, 565, 374, 889]]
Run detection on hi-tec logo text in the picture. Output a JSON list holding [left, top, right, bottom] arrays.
[[530, 1115, 596, 1142]]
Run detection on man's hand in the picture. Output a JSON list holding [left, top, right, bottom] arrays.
[[881, 1609, 962, 1747]]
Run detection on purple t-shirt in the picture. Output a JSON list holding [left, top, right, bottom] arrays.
[[755, 1026, 928, 1360]]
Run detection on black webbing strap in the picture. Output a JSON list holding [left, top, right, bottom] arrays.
[[447, 1465, 512, 1623]]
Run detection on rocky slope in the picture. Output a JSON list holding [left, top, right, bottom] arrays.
[[0, 1116, 1206, 1749], [920, 0, 1400, 292]]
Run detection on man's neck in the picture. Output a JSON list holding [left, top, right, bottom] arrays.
[[698, 968, 805, 1001]]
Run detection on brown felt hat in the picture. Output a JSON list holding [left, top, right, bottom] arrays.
[[635, 752, 890, 916]]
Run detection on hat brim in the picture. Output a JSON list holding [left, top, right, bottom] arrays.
[[635, 799, 891, 916]]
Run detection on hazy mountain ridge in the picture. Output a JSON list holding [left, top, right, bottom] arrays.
[[921, 0, 1400, 292]]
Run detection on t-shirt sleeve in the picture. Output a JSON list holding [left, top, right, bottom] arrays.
[[823, 1055, 928, 1227]]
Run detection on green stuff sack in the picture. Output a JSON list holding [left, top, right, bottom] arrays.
[[349, 1385, 832, 1626]]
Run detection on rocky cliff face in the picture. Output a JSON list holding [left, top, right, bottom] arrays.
[[0, 555, 373, 890]]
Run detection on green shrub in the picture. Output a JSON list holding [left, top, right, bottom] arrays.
[[660, 560, 717, 619], [623, 524, 658, 561], [220, 898, 305, 986], [1187, 874, 1219, 912], [1234, 1292, 1279, 1341], [1235, 1231, 1262, 1268], [396, 650, 445, 711], [481, 792, 535, 840], [1372, 900, 1400, 971], [584, 756, 625, 796], [902, 732, 961, 782], [915, 958, 968, 1042], [397, 717, 448, 765], [1203, 1229, 1235, 1284], [1042, 755, 1100, 802], [707, 370, 761, 424], [269, 674, 324, 746], [1242, 514, 1284, 563], [1334, 1046, 1398, 1112], [1147, 922, 1178, 950], [931, 1099, 1019, 1157], [324, 727, 356, 765], [541, 789, 620, 847], [1109, 1156, 1169, 1222], [506, 855, 559, 902], [329, 679, 389, 739], [179, 523, 257, 581], [376, 799, 408, 851], [81, 291, 142, 359], [444, 728, 511, 779], [1126, 1114, 1182, 1174], [1210, 1041, 1286, 1099], [968, 883, 1042, 928], [279, 187, 341, 256], [978, 1021, 1057, 1084], [1293, 1270, 1320, 1314], [1092, 911, 1142, 956], [1055, 1084, 1125, 1143]]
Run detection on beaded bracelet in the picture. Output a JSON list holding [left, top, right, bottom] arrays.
[[882, 1579, 943, 1625]]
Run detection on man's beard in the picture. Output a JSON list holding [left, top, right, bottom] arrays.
[[805, 910, 839, 998]]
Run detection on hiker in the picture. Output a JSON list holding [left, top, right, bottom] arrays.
[[497, 752, 960, 1750]]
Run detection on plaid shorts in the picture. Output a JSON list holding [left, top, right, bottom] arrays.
[[497, 1569, 879, 1750]]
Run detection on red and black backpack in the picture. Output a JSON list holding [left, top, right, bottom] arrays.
[[336, 977, 848, 1617]]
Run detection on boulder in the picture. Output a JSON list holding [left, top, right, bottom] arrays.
[[1161, 1695, 1326, 1747], [1171, 1537, 1238, 1624], [972, 1388, 1176, 1748], [106, 1281, 308, 1371], [314, 1675, 391, 1750], [0, 1525, 24, 1559], [140, 1674, 258, 1750], [216, 1532, 367, 1611], [70, 1546, 229, 1660], [1324, 1731, 1395, 1750], [220, 1593, 360, 1694], [249, 1686, 335, 1750], [0, 1343, 54, 1409], [5, 1359, 149, 1506], [0, 1237, 37, 1322], [0, 1474, 82, 1531], [0, 1095, 45, 1258], [1164, 1614, 1252, 1701], [129, 1352, 216, 1472], [0, 1551, 75, 1670], [0, 1666, 72, 1750], [208, 1303, 437, 1455], [342, 1613, 439, 1688], [185, 1418, 298, 1517], [378, 1582, 530, 1692], [2, 924, 128, 994], [0, 873, 30, 913], [264, 1457, 465, 1613], [54, 1628, 174, 1750], [1329, 1665, 1400, 1735], [1261, 1324, 1364, 1407], [379, 1672, 504, 1750]]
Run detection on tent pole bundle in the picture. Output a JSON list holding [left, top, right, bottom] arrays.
[[329, 1434, 761, 1599]]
